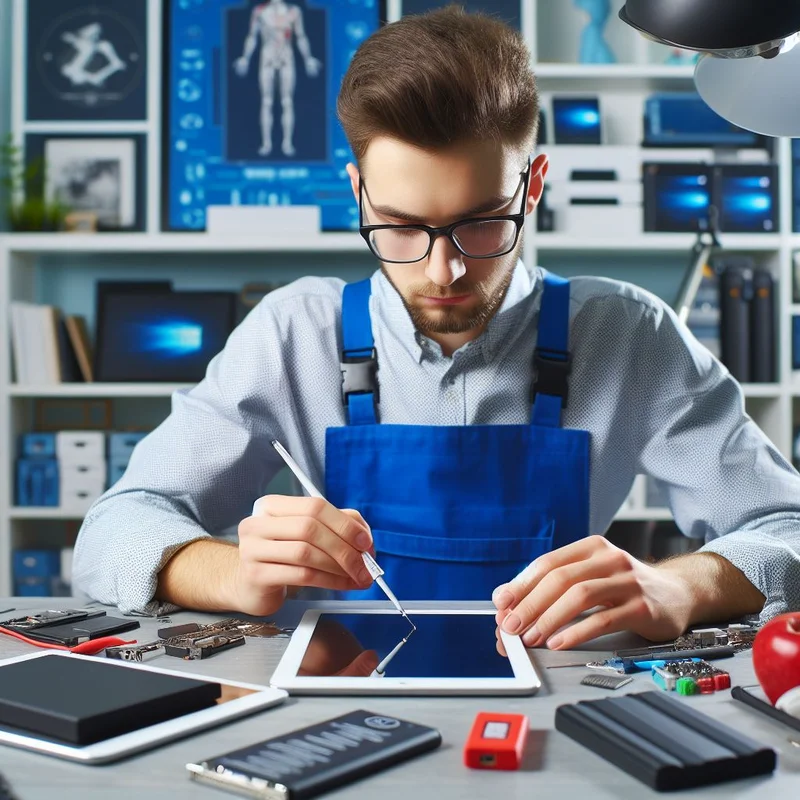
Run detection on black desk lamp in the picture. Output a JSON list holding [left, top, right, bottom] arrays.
[[620, 1, 800, 137]]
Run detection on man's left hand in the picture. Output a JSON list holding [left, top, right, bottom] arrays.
[[492, 535, 699, 653]]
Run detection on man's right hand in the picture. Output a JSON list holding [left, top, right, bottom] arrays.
[[232, 495, 375, 616]]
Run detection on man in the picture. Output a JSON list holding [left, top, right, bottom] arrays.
[[74, 7, 800, 652], [233, 0, 322, 156]]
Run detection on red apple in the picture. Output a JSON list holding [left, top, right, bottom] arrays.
[[753, 613, 800, 706]]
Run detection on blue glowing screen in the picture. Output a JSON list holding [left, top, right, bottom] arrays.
[[651, 171, 711, 231], [718, 171, 776, 233], [96, 292, 234, 382], [552, 97, 602, 145], [166, 0, 381, 231], [300, 613, 515, 678]]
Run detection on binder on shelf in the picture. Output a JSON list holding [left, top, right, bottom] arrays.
[[718, 258, 754, 384], [751, 268, 776, 383]]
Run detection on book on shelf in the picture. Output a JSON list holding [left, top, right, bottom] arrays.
[[10, 302, 92, 385]]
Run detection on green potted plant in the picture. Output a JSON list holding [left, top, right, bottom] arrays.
[[0, 134, 70, 232]]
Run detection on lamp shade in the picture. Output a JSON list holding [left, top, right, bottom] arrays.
[[695, 46, 800, 137], [619, 0, 800, 54]]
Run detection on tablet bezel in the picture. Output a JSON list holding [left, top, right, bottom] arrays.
[[270, 608, 541, 696], [0, 650, 288, 764]]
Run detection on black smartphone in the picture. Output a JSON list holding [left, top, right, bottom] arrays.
[[6, 615, 140, 647]]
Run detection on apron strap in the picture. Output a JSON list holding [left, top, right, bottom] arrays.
[[341, 279, 379, 425], [531, 273, 571, 428]]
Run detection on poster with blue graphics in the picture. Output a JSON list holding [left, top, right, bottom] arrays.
[[400, 0, 520, 29], [165, 0, 382, 232], [26, 0, 148, 121]]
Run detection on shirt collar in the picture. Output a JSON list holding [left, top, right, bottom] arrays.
[[372, 261, 538, 365]]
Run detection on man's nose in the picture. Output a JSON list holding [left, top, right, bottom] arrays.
[[424, 235, 466, 287]]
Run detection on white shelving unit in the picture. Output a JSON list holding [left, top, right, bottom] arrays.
[[1, 0, 798, 594]]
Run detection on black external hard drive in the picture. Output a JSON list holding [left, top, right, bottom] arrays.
[[186, 710, 442, 799]]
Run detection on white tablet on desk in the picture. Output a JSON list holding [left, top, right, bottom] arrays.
[[0, 650, 288, 764], [270, 608, 541, 696]]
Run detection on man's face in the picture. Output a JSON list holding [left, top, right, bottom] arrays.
[[348, 138, 547, 339]]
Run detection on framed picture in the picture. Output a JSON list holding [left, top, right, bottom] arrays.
[[94, 286, 236, 383], [162, 0, 386, 232], [400, 0, 521, 29], [24, 0, 147, 122], [25, 134, 147, 231]]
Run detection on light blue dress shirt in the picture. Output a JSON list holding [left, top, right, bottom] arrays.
[[73, 263, 800, 618]]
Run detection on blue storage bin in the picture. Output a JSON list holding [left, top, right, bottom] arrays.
[[13, 549, 61, 579], [108, 432, 147, 463], [19, 433, 56, 458], [14, 578, 51, 597], [108, 462, 127, 488], [16, 459, 59, 506]]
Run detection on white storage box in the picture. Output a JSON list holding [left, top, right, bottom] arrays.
[[553, 204, 643, 237], [59, 464, 106, 512], [547, 180, 643, 206], [56, 431, 105, 466]]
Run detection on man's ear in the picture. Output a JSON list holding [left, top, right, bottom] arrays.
[[526, 153, 549, 214], [346, 162, 360, 204]]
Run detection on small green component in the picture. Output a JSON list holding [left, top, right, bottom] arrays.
[[676, 677, 698, 696]]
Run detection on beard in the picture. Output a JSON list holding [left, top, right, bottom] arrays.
[[381, 238, 521, 336]]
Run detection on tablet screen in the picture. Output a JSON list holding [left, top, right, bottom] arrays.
[[298, 613, 515, 679]]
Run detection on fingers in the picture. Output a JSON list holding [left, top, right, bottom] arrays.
[[494, 625, 509, 658], [243, 539, 354, 581], [239, 561, 361, 595], [501, 549, 633, 639], [242, 500, 372, 586], [520, 576, 630, 647], [494, 535, 616, 611], [544, 599, 642, 650]]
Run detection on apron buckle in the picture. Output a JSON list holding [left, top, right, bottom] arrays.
[[531, 348, 571, 407], [340, 349, 380, 405]]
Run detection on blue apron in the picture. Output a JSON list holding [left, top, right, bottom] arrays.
[[325, 273, 591, 601]]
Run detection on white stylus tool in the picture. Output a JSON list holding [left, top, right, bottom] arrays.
[[269, 439, 412, 623]]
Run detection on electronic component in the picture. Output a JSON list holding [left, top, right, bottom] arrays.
[[186, 710, 442, 798], [651, 659, 731, 694], [643, 162, 713, 233], [105, 641, 165, 663], [164, 632, 245, 660], [581, 674, 633, 691], [464, 712, 528, 770], [0, 609, 104, 632]]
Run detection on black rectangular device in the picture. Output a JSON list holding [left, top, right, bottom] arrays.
[[1, 609, 139, 646], [555, 690, 776, 792], [187, 710, 442, 799], [0, 653, 221, 744]]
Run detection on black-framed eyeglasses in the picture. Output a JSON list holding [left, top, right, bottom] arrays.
[[358, 158, 532, 264]]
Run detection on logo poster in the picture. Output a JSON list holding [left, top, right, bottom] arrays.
[[25, 0, 147, 121]]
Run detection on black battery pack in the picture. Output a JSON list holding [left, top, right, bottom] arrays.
[[186, 710, 442, 799], [555, 690, 776, 792]]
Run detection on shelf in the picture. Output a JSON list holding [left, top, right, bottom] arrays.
[[0, 232, 365, 255], [741, 384, 783, 398], [533, 63, 695, 80], [614, 508, 673, 522], [533, 233, 782, 252], [10, 508, 84, 520], [9, 383, 190, 398]]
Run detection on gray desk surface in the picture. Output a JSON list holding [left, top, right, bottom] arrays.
[[0, 598, 797, 800]]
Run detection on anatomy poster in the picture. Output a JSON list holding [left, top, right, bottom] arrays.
[[226, 0, 327, 162], [25, 0, 147, 121], [165, 0, 381, 232]]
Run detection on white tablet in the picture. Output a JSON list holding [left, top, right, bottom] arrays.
[[0, 650, 288, 764], [271, 608, 541, 696]]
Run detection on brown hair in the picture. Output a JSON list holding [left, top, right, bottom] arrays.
[[337, 5, 539, 165]]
